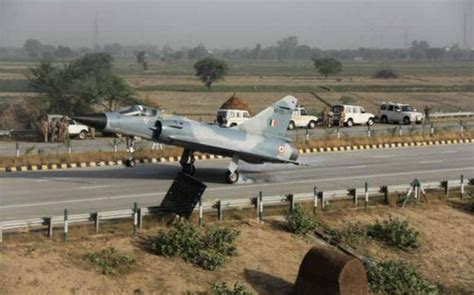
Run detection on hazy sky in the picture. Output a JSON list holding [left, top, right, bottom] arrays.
[[0, 0, 472, 49]]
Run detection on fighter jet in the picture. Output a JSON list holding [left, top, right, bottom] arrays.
[[73, 95, 300, 184]]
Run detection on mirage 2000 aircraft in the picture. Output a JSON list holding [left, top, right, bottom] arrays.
[[73, 95, 300, 184]]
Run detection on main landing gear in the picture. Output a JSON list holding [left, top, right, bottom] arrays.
[[180, 150, 240, 184], [125, 136, 136, 167], [225, 155, 240, 184], [180, 149, 196, 176]]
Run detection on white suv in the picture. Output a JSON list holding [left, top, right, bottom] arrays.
[[379, 102, 424, 124], [216, 109, 251, 127], [331, 105, 375, 127], [288, 106, 319, 130]]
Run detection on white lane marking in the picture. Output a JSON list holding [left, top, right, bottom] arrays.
[[418, 160, 443, 164], [371, 155, 393, 159], [347, 165, 367, 169], [441, 150, 457, 154], [79, 185, 111, 190], [1, 166, 472, 210]]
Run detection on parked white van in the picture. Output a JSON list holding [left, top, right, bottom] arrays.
[[379, 102, 424, 124], [216, 109, 251, 127], [331, 105, 375, 127], [288, 106, 319, 130]]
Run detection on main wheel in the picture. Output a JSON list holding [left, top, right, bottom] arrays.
[[346, 119, 354, 127], [403, 117, 411, 125], [308, 120, 317, 129], [367, 118, 374, 126], [225, 170, 239, 184], [381, 116, 388, 124], [182, 163, 196, 176], [125, 158, 136, 167], [288, 121, 296, 130]]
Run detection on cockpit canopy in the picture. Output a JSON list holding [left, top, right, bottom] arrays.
[[118, 105, 160, 117]]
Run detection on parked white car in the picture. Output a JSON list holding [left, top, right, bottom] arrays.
[[379, 102, 424, 124], [288, 106, 318, 130], [331, 105, 375, 127], [48, 115, 90, 139], [216, 109, 251, 127]]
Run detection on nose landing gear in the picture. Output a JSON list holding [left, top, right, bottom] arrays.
[[180, 149, 196, 176], [125, 136, 136, 167], [225, 155, 240, 184]]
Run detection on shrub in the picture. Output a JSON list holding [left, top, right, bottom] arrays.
[[85, 247, 136, 275], [323, 222, 367, 245], [373, 69, 398, 79], [367, 260, 438, 294], [367, 218, 420, 250], [151, 221, 239, 271], [285, 206, 318, 235], [211, 281, 253, 295]]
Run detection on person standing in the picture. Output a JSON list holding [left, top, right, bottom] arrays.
[[39, 117, 49, 142], [339, 111, 346, 127]]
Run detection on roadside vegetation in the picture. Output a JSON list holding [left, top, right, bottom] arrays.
[[284, 206, 318, 235], [366, 217, 420, 251], [211, 281, 253, 295], [85, 246, 136, 275], [150, 221, 239, 271]]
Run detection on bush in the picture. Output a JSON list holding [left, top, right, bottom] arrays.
[[285, 206, 318, 235], [367, 260, 438, 294], [373, 69, 398, 79], [323, 222, 367, 245], [151, 221, 239, 271], [211, 281, 253, 295], [85, 247, 136, 275], [367, 218, 420, 250]]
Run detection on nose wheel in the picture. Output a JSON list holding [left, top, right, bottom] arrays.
[[125, 136, 136, 167]]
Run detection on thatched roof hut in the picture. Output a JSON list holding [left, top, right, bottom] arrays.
[[219, 93, 252, 115]]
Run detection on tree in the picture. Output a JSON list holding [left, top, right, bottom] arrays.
[[193, 57, 228, 89], [276, 36, 298, 60], [26, 52, 136, 115], [23, 39, 43, 58], [136, 50, 148, 71], [55, 45, 75, 58], [311, 57, 342, 78]]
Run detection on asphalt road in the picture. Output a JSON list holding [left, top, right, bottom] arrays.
[[1, 144, 473, 221], [0, 120, 471, 156]]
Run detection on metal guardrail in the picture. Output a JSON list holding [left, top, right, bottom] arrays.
[[1, 178, 470, 241], [431, 111, 474, 118]]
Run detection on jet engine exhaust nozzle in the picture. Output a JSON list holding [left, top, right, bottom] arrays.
[[72, 113, 107, 130]]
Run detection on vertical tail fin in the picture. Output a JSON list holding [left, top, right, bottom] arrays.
[[238, 95, 297, 137]]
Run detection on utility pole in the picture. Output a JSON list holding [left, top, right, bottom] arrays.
[[93, 12, 99, 51]]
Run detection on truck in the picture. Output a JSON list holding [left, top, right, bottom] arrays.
[[287, 106, 319, 130]]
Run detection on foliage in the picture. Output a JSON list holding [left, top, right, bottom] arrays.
[[373, 69, 398, 79], [367, 218, 420, 250], [85, 247, 136, 275], [26, 53, 136, 115], [311, 57, 342, 78], [285, 205, 318, 235], [151, 221, 240, 271], [339, 95, 356, 105], [211, 281, 253, 295], [23, 39, 43, 58], [367, 260, 438, 295], [193, 57, 229, 89], [324, 222, 367, 245]]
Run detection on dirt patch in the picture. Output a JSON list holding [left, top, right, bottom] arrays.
[[0, 202, 472, 294]]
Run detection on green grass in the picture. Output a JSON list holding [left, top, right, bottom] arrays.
[[0, 79, 31, 92]]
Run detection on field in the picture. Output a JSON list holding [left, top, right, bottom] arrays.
[[0, 60, 472, 125], [0, 201, 472, 294]]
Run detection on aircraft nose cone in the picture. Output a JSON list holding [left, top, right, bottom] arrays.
[[72, 113, 107, 130]]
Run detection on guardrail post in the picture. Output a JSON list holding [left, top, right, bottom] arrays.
[[380, 185, 389, 204], [287, 194, 295, 212], [367, 125, 372, 138], [364, 182, 369, 210], [138, 208, 143, 229], [336, 126, 341, 139], [63, 209, 68, 242], [133, 202, 138, 236], [305, 128, 309, 142], [430, 123, 434, 137], [217, 200, 223, 221], [15, 141, 20, 158], [441, 180, 449, 197], [460, 175, 465, 199], [198, 198, 203, 227], [67, 139, 72, 154], [0, 225, 3, 243], [47, 217, 53, 238], [460, 120, 464, 135], [258, 191, 264, 223], [313, 187, 318, 215], [94, 212, 100, 234], [398, 124, 402, 137], [320, 191, 325, 210], [113, 138, 118, 153], [349, 188, 357, 205]]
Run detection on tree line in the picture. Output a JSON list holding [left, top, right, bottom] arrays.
[[1, 36, 472, 62]]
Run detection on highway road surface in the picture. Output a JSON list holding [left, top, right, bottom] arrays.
[[0, 144, 473, 221]]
